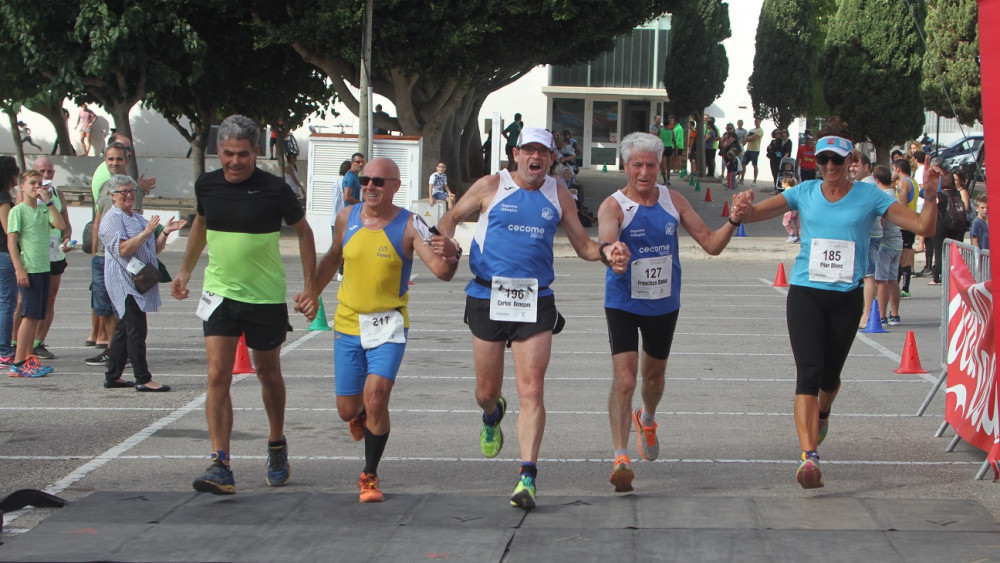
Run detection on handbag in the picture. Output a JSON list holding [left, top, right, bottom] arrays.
[[82, 221, 94, 254], [130, 261, 162, 293]]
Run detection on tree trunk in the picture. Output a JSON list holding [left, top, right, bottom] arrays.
[[7, 111, 26, 173], [108, 99, 140, 180], [461, 94, 488, 183], [874, 141, 891, 166]]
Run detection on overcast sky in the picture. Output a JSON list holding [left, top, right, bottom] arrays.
[[717, 0, 764, 124]]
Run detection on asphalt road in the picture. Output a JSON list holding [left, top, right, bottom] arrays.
[[1, 234, 994, 538]]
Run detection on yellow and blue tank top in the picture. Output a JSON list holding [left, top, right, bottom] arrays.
[[334, 205, 413, 335]]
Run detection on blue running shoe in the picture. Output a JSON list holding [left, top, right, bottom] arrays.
[[193, 455, 236, 495], [266, 437, 291, 486]]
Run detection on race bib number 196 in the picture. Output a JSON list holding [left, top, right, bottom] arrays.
[[489, 276, 538, 322]]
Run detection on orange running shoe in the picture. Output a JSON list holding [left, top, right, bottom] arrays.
[[609, 455, 634, 492], [349, 410, 367, 441], [358, 472, 384, 503], [631, 408, 659, 461]]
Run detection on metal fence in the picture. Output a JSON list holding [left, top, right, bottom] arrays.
[[916, 239, 991, 479]]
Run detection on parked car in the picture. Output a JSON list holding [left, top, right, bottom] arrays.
[[934, 134, 983, 163]]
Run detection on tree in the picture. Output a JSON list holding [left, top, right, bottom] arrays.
[[662, 0, 731, 176], [920, 0, 981, 125], [0, 41, 35, 171], [822, 0, 927, 163], [257, 0, 679, 187], [2, 0, 203, 177], [144, 4, 337, 179], [747, 0, 813, 129]]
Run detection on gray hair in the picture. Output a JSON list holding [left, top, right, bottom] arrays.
[[106, 142, 130, 159], [218, 114, 259, 147], [103, 174, 137, 195], [619, 132, 664, 164]]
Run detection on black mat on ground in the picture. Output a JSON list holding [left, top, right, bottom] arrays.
[[2, 492, 998, 562]]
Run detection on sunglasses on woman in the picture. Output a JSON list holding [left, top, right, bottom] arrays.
[[816, 153, 845, 166]]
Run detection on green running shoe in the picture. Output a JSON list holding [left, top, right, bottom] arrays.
[[510, 473, 536, 509], [479, 397, 506, 458]]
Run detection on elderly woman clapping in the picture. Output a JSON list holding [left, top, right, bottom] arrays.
[[99, 174, 186, 391]]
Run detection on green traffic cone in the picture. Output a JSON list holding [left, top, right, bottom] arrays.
[[679, 170, 687, 179], [309, 297, 333, 331], [602, 163, 608, 173], [695, 180, 701, 192], [689, 174, 695, 186]]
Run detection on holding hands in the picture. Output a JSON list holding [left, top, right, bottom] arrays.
[[601, 241, 631, 274]]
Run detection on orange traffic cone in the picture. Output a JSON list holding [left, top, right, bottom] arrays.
[[720, 201, 730, 217], [772, 263, 789, 287], [233, 334, 255, 374], [704, 187, 713, 202], [895, 330, 927, 374]]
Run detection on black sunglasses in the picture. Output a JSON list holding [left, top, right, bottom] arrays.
[[816, 153, 845, 166], [359, 176, 398, 187]]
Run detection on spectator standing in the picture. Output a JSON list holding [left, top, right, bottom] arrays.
[[76, 103, 98, 156], [86, 143, 133, 366], [930, 163, 969, 285], [343, 153, 365, 205], [893, 158, 919, 295], [704, 117, 719, 177], [970, 194, 988, 250], [6, 170, 66, 377], [0, 157, 19, 367], [872, 165, 903, 326], [658, 116, 676, 184], [502, 113, 523, 171], [740, 118, 764, 185], [734, 120, 748, 148], [29, 157, 72, 360], [99, 174, 185, 391], [796, 132, 817, 181]]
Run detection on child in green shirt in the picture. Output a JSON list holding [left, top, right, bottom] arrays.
[[6, 170, 66, 377]]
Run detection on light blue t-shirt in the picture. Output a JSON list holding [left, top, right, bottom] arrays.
[[783, 180, 896, 291]]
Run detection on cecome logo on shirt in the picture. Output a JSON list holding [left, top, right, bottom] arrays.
[[507, 224, 546, 236], [639, 244, 671, 255]]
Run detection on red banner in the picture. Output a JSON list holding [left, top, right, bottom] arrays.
[[945, 245, 1000, 479]]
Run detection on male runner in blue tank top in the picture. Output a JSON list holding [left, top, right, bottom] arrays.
[[435, 127, 630, 509], [598, 133, 749, 493]]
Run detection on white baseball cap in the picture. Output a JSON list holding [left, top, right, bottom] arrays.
[[516, 127, 555, 151]]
